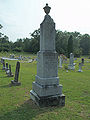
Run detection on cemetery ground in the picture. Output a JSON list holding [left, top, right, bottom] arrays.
[[0, 53, 90, 120]]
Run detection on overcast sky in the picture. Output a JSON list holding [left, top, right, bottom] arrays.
[[0, 0, 90, 42]]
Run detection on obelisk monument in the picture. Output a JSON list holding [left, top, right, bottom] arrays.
[[30, 4, 65, 107]]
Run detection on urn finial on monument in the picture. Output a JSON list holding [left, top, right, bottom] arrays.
[[43, 3, 51, 15]]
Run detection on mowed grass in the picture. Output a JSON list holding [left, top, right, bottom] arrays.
[[0, 53, 90, 120]]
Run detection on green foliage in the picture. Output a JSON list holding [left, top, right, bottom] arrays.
[[0, 24, 90, 56], [56, 30, 68, 55], [67, 35, 73, 58], [12, 47, 22, 52], [64, 65, 68, 70], [80, 34, 90, 55]]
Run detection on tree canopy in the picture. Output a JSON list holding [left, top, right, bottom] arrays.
[[0, 24, 90, 56]]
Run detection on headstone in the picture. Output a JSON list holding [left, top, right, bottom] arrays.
[[18, 55, 22, 60], [30, 4, 65, 107], [78, 63, 83, 72], [7, 64, 14, 77], [1, 58, 3, 64], [74, 58, 77, 60], [82, 58, 84, 65], [5, 62, 8, 71], [28, 59, 33, 63], [68, 53, 75, 70], [10, 54, 15, 59], [2, 59, 5, 70], [59, 55, 63, 68], [11, 61, 21, 85]]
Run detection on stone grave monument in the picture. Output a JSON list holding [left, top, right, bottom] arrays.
[[68, 53, 75, 70], [81, 58, 84, 65], [78, 63, 83, 72], [30, 4, 65, 107], [2, 59, 5, 70], [11, 61, 21, 85], [59, 55, 63, 68], [7, 64, 14, 77], [0, 58, 3, 64], [5, 62, 8, 72]]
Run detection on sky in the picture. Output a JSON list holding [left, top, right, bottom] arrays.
[[0, 0, 90, 42]]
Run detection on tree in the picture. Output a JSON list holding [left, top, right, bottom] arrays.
[[67, 35, 73, 58], [80, 34, 90, 55], [55, 30, 68, 55]]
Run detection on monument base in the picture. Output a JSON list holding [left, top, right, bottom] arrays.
[[30, 90, 65, 107], [59, 66, 63, 68], [7, 74, 14, 77], [78, 70, 83, 72], [68, 65, 75, 70], [11, 80, 21, 86], [2, 67, 5, 70]]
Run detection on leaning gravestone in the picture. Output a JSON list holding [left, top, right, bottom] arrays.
[[59, 55, 63, 68], [78, 63, 83, 72], [2, 59, 5, 70], [7, 64, 14, 77], [68, 53, 75, 70], [11, 61, 21, 85], [30, 4, 65, 107]]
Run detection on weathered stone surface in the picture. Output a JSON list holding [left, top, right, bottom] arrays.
[[30, 4, 65, 107], [78, 63, 83, 72], [68, 53, 75, 70], [5, 62, 8, 72], [11, 80, 21, 86], [14, 61, 20, 82], [59, 55, 63, 68], [7, 64, 14, 77], [32, 82, 62, 97], [40, 15, 55, 51], [11, 61, 21, 86], [30, 90, 65, 107], [35, 75, 59, 86], [2, 59, 5, 70], [37, 51, 58, 78]]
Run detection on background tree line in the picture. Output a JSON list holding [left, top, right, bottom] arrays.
[[0, 24, 90, 57]]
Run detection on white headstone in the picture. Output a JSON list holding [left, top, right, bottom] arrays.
[[68, 53, 75, 70], [59, 55, 63, 68], [78, 63, 83, 72]]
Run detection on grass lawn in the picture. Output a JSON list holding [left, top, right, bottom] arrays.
[[0, 53, 90, 120]]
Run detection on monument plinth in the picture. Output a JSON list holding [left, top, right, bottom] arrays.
[[30, 4, 65, 107]]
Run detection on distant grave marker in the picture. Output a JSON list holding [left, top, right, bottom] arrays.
[[7, 64, 14, 77], [2, 59, 5, 70], [78, 63, 83, 72], [82, 58, 84, 65], [59, 55, 63, 68], [68, 53, 75, 70], [5, 62, 8, 72], [11, 61, 21, 86]]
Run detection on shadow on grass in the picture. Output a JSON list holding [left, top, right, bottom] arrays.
[[0, 84, 11, 88], [0, 76, 9, 78], [0, 69, 5, 72], [0, 99, 63, 120], [0, 83, 20, 88]]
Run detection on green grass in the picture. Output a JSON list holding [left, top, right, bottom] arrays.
[[0, 53, 90, 120]]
